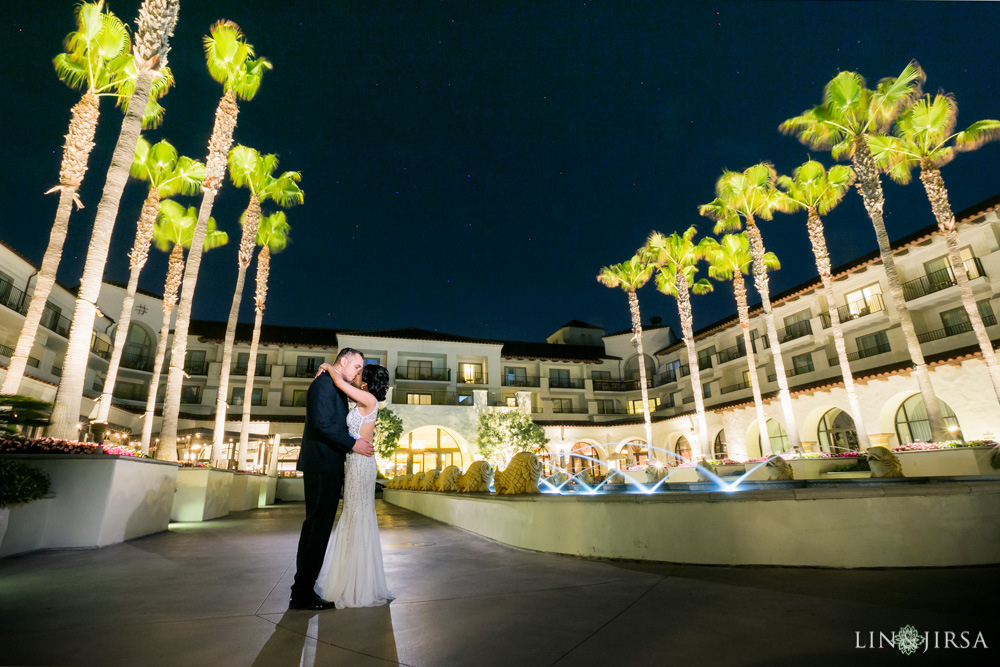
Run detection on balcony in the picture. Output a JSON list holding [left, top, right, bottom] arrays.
[[902, 258, 985, 301], [456, 373, 487, 385], [232, 362, 272, 376], [90, 334, 111, 360], [121, 349, 155, 372], [787, 360, 816, 377], [501, 375, 541, 387], [0, 279, 28, 315], [280, 396, 307, 407], [231, 395, 265, 407], [0, 343, 13, 358], [40, 304, 71, 337], [820, 293, 886, 328], [184, 360, 209, 375], [720, 381, 751, 394], [917, 313, 998, 344], [654, 369, 677, 385], [391, 389, 473, 407], [596, 406, 629, 415], [180, 391, 202, 405], [828, 341, 891, 365], [548, 377, 585, 389], [284, 365, 322, 379], [551, 405, 589, 414], [717, 345, 746, 365], [394, 366, 450, 382], [112, 383, 148, 402], [776, 319, 813, 344], [593, 379, 651, 392]]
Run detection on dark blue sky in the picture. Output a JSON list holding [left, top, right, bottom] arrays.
[[2, 1, 998, 342]]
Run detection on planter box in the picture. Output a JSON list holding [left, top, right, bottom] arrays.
[[822, 471, 872, 479], [664, 466, 699, 483], [740, 462, 771, 481], [260, 477, 278, 506], [171, 468, 234, 522], [276, 476, 305, 502], [0, 454, 178, 557], [895, 447, 996, 477], [788, 458, 844, 480], [700, 464, 746, 480], [228, 473, 263, 512]]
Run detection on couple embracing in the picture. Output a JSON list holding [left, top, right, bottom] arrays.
[[289, 347, 394, 611]]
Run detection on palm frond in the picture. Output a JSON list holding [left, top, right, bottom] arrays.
[[953, 119, 1000, 153], [130, 136, 152, 181]]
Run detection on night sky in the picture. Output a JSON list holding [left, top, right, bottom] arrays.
[[2, 1, 998, 343]]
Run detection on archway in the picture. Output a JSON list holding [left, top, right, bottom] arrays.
[[394, 426, 466, 475], [569, 441, 602, 477], [748, 419, 789, 456], [623, 353, 656, 381], [817, 408, 859, 454], [712, 429, 727, 459], [673, 435, 692, 466], [532, 443, 553, 476], [894, 394, 962, 444], [617, 439, 648, 469]]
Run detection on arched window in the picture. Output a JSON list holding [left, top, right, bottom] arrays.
[[817, 409, 859, 453], [623, 354, 656, 381], [894, 394, 962, 444], [123, 323, 153, 360], [760, 419, 789, 454], [673, 436, 692, 466], [532, 444, 552, 477], [619, 441, 648, 468], [569, 442, 598, 475], [393, 427, 464, 475], [713, 429, 727, 458]]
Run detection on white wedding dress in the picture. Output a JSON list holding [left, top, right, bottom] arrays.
[[314, 406, 394, 608]]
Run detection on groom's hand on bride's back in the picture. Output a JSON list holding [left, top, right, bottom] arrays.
[[352, 438, 374, 457]]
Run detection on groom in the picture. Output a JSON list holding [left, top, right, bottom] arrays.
[[289, 347, 374, 610]]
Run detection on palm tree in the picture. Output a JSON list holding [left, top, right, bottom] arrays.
[[780, 62, 951, 441], [869, 92, 1000, 403], [596, 256, 656, 459], [141, 201, 227, 457], [157, 20, 272, 457], [49, 0, 180, 439], [777, 160, 871, 449], [699, 163, 802, 450], [93, 138, 205, 424], [235, 212, 291, 468], [704, 233, 779, 456], [211, 146, 303, 464], [642, 228, 714, 459], [1, 2, 169, 396]]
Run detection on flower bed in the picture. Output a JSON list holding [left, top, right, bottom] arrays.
[[0, 436, 148, 458], [890, 441, 998, 477]]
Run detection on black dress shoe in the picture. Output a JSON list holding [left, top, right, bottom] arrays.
[[288, 594, 336, 610]]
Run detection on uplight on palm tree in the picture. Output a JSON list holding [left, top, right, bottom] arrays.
[[158, 20, 272, 458], [780, 62, 951, 442], [869, 92, 1000, 404], [94, 138, 205, 424], [699, 163, 801, 450], [597, 256, 656, 458], [212, 146, 303, 465], [642, 228, 714, 459], [704, 233, 779, 456]]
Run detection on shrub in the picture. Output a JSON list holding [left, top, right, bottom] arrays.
[[0, 458, 51, 507]]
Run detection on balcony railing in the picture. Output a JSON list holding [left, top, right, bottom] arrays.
[[280, 396, 307, 407], [592, 379, 652, 392], [680, 364, 691, 377], [456, 373, 487, 385], [776, 319, 813, 343], [0, 343, 13, 358], [184, 360, 209, 375], [394, 366, 450, 382], [40, 304, 71, 337], [654, 369, 677, 385], [820, 293, 886, 328], [0, 279, 28, 315], [720, 381, 751, 394], [654, 396, 676, 411], [902, 258, 985, 301], [284, 365, 322, 378], [698, 356, 714, 370], [90, 334, 111, 360], [180, 391, 202, 405], [551, 405, 589, 414], [917, 313, 998, 344], [121, 349, 155, 372], [596, 406, 629, 415], [232, 362, 272, 376], [828, 341, 891, 365], [391, 389, 473, 407], [717, 345, 746, 365], [787, 361, 815, 377], [548, 377, 585, 389], [113, 383, 148, 402], [231, 395, 265, 406], [501, 375, 541, 387]]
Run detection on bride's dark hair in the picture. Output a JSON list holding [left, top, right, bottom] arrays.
[[362, 364, 390, 401]]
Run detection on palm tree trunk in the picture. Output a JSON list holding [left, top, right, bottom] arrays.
[[95, 188, 159, 423], [158, 91, 239, 459], [744, 219, 802, 450], [851, 139, 949, 441], [733, 272, 771, 456], [212, 195, 260, 464], [1, 93, 99, 396], [238, 246, 270, 468], [675, 271, 709, 458], [49, 71, 154, 440], [920, 164, 1000, 405], [141, 242, 183, 453], [806, 207, 871, 450], [626, 290, 654, 460]]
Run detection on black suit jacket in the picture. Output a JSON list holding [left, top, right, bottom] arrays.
[[296, 374, 357, 473]]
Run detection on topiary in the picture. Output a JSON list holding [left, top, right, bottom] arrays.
[[0, 458, 51, 507]]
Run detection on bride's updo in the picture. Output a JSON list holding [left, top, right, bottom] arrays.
[[362, 364, 390, 401]]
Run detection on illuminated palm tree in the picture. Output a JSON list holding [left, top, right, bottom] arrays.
[[699, 163, 801, 450], [704, 233, 779, 456], [642, 228, 714, 458], [869, 92, 1000, 403], [597, 256, 656, 458], [2, 1, 171, 395], [158, 20, 272, 455], [143, 201, 227, 458], [236, 212, 291, 468], [94, 138, 205, 424], [49, 0, 179, 438], [780, 62, 951, 441], [211, 146, 302, 464]]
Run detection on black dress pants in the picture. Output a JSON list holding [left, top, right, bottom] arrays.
[[291, 471, 343, 599]]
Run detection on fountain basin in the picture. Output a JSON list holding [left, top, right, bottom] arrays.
[[384, 477, 1000, 568]]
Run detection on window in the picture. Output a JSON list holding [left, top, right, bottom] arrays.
[[505, 396, 517, 407], [856, 330, 889, 358], [458, 362, 484, 384], [759, 419, 789, 454], [783, 310, 811, 327], [895, 394, 962, 444], [742, 369, 751, 385], [817, 408, 859, 453], [596, 399, 617, 414], [550, 368, 569, 383], [791, 352, 814, 374], [737, 329, 765, 353], [180, 385, 202, 404], [405, 359, 433, 380], [231, 387, 263, 406], [551, 398, 573, 413], [591, 370, 611, 381], [698, 346, 716, 369], [457, 393, 473, 405], [185, 349, 206, 367], [505, 367, 528, 385], [702, 383, 712, 398], [713, 430, 727, 458], [297, 356, 324, 376], [978, 299, 996, 324], [123, 323, 153, 360], [924, 247, 974, 283], [628, 397, 658, 414], [291, 389, 307, 407], [940, 300, 997, 334], [623, 354, 656, 381], [619, 441, 648, 468], [844, 283, 883, 318], [406, 393, 432, 405], [673, 436, 692, 466]]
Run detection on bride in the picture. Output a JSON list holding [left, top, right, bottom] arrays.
[[313, 362, 394, 608]]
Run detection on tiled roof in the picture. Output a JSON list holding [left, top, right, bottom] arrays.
[[339, 327, 500, 345], [557, 320, 605, 330], [606, 322, 672, 337], [102, 279, 168, 302], [500, 340, 619, 363], [188, 320, 339, 347]]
